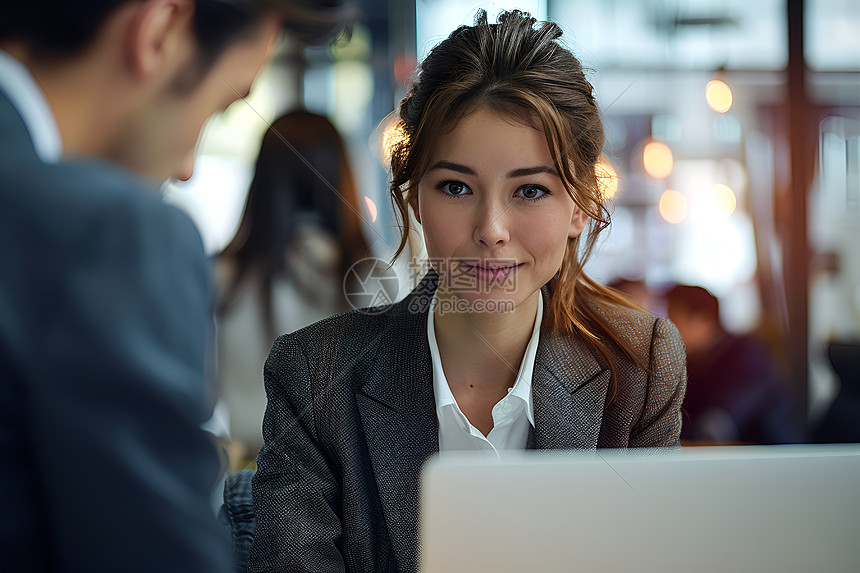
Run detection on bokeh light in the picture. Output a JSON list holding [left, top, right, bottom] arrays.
[[659, 189, 688, 224], [379, 120, 408, 165], [596, 160, 619, 200], [643, 140, 674, 179], [706, 79, 733, 113], [710, 183, 738, 216]]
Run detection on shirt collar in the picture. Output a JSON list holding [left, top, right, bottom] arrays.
[[0, 50, 63, 163], [427, 294, 458, 417], [428, 289, 543, 426]]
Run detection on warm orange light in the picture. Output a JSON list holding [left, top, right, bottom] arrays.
[[364, 195, 378, 223], [380, 121, 408, 165], [711, 183, 737, 216], [659, 189, 688, 224], [643, 140, 674, 179], [706, 79, 733, 113], [596, 160, 619, 200]]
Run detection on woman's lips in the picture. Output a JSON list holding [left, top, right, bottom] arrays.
[[459, 260, 524, 283]]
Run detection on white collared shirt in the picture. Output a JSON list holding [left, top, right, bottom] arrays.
[[428, 290, 542, 457], [0, 50, 63, 162]]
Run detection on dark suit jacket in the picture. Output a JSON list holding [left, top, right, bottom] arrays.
[[249, 273, 687, 573], [0, 91, 230, 572]]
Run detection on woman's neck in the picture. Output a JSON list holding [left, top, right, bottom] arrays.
[[433, 288, 540, 395]]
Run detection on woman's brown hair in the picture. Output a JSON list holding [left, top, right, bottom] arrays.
[[388, 9, 647, 389], [219, 111, 369, 341]]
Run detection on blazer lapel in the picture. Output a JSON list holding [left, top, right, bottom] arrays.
[[531, 291, 611, 450], [356, 274, 439, 572]]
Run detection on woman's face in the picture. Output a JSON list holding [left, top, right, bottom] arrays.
[[415, 107, 589, 313]]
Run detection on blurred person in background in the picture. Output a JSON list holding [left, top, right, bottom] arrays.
[[216, 110, 369, 462], [665, 284, 805, 444], [608, 277, 664, 315], [0, 1, 354, 571]]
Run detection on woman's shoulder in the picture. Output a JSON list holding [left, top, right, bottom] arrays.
[[260, 308, 387, 398], [266, 290, 422, 365], [261, 291, 429, 408], [583, 301, 686, 445], [586, 300, 683, 363], [576, 304, 686, 380], [591, 301, 658, 330], [293, 306, 393, 341], [275, 272, 435, 350]]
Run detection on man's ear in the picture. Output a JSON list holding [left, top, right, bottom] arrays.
[[568, 206, 590, 238], [174, 145, 196, 182], [125, 0, 194, 80]]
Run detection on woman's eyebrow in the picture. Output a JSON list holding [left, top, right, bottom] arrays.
[[507, 166, 560, 178], [427, 162, 560, 178], [427, 160, 476, 175]]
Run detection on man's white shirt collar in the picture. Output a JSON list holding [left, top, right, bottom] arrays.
[[0, 50, 63, 162]]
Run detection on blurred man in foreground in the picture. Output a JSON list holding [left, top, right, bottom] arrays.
[[0, 1, 353, 571]]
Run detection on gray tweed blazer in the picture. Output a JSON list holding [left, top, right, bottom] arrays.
[[248, 272, 687, 573]]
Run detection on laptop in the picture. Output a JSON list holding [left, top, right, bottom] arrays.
[[419, 445, 860, 572]]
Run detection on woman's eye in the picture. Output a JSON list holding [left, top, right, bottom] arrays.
[[516, 185, 548, 200], [437, 181, 471, 197]]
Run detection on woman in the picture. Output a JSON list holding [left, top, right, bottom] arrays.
[[217, 111, 369, 458], [248, 10, 686, 573]]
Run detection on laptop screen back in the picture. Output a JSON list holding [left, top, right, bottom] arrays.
[[419, 445, 860, 573]]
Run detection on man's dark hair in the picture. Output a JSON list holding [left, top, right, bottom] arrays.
[[665, 284, 720, 321], [0, 0, 356, 61]]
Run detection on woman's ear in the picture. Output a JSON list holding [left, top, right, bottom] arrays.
[[568, 206, 590, 238]]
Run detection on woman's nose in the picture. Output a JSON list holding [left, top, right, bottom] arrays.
[[472, 198, 511, 248]]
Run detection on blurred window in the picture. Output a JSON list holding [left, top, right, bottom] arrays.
[[806, 0, 860, 71]]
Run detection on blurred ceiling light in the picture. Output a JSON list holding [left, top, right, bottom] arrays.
[[643, 140, 674, 179], [596, 160, 619, 200], [659, 188, 688, 224], [364, 196, 378, 223], [711, 183, 738, 216], [706, 79, 733, 113]]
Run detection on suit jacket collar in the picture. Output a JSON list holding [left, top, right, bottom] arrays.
[[0, 88, 36, 158], [0, 52, 62, 161], [530, 306, 611, 450], [355, 271, 610, 570]]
